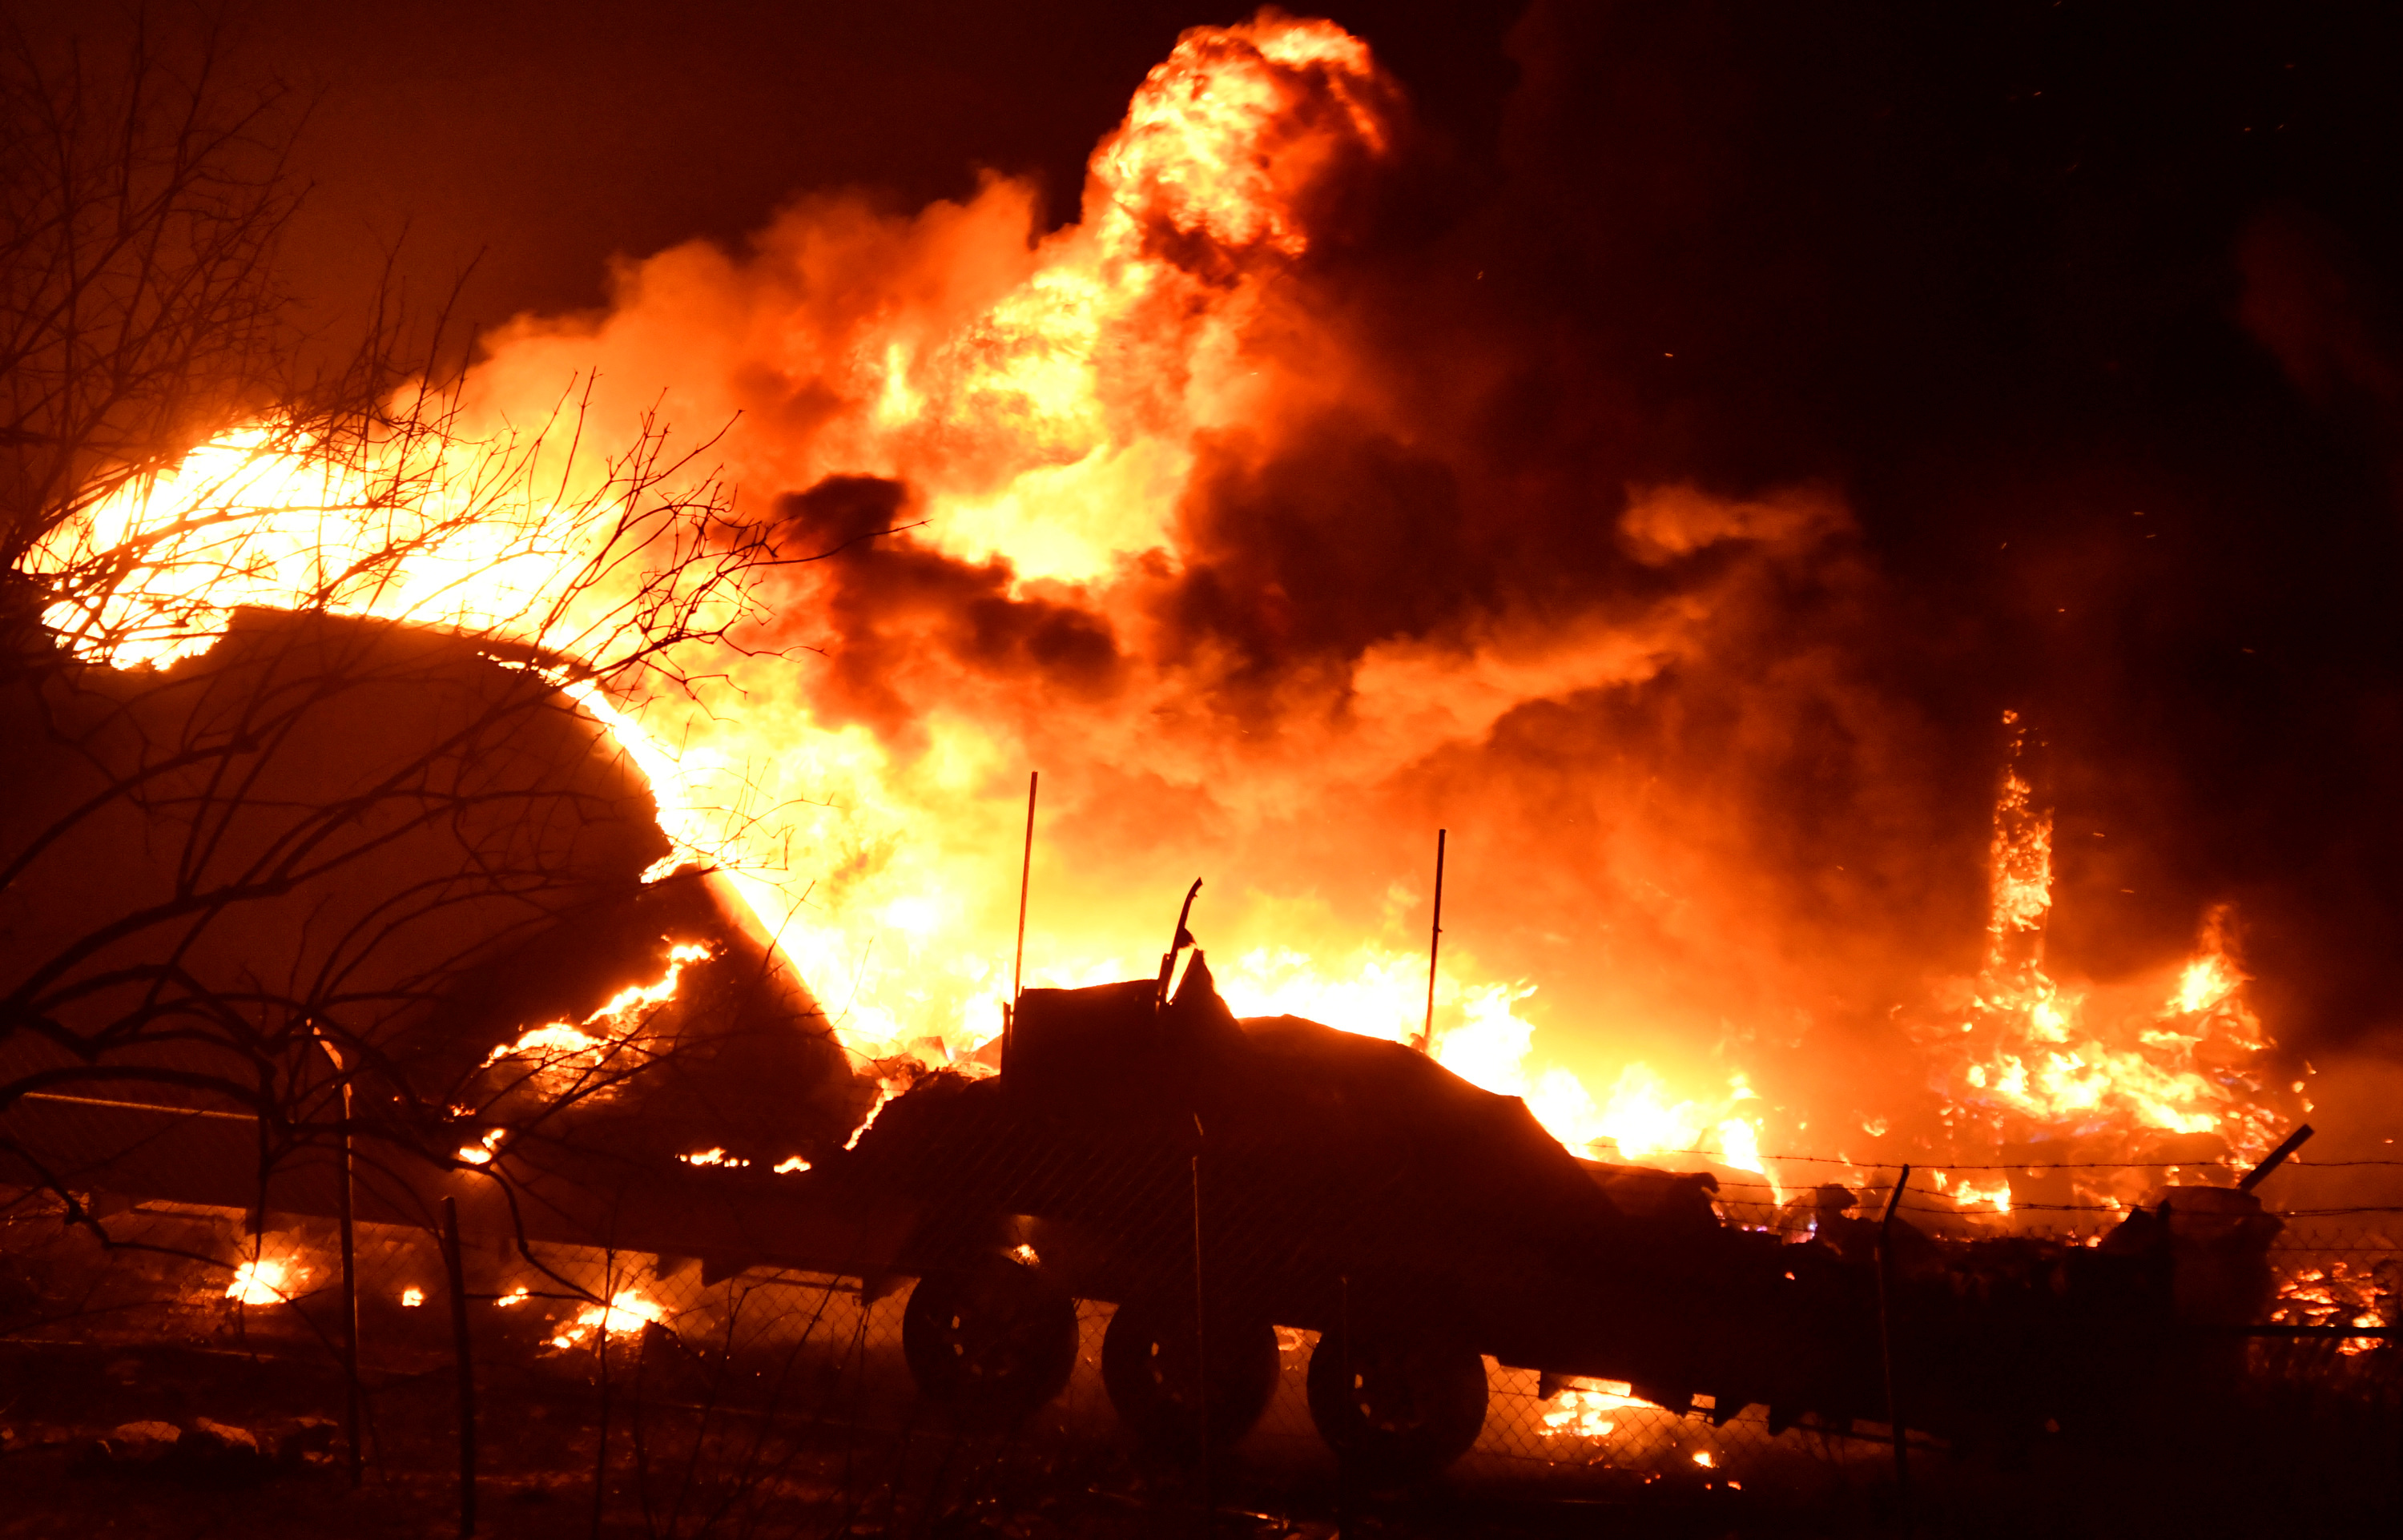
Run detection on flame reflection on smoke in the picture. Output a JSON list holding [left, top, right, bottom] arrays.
[[34, 12, 2305, 1180]]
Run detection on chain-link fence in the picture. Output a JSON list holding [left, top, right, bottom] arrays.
[[6, 1144, 2401, 1538]]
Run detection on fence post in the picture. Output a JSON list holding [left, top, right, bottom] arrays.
[[323, 1045, 363, 1487], [1876, 1164, 1913, 1526], [1335, 1273, 1350, 1540], [441, 1195, 477, 1538], [1192, 1141, 1211, 1533]]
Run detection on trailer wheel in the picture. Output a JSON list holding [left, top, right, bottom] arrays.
[[1101, 1295, 1280, 1454], [901, 1256, 1077, 1416], [1306, 1326, 1487, 1484]]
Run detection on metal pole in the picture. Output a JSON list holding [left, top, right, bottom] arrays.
[[1420, 830, 1447, 1055], [1335, 1273, 1351, 1540], [1005, 771, 1038, 1072], [1876, 1164, 1913, 1510], [1192, 1138, 1210, 1531], [2236, 1122, 2313, 1193], [441, 1196, 477, 1538], [1157, 880, 1204, 1008], [316, 1034, 364, 1488], [1012, 771, 1038, 1011], [337, 1075, 361, 1486]]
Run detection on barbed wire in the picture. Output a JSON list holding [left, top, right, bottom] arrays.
[[1644, 1148, 2403, 1171]]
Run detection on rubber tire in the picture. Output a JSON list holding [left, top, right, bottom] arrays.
[[1101, 1296, 1280, 1454], [1306, 1326, 1488, 1485], [901, 1256, 1078, 1417]]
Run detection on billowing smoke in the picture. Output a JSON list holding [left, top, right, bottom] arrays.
[[244, 6, 2403, 1173]]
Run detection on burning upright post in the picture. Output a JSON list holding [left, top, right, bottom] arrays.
[[1419, 830, 1447, 1055], [1157, 880, 1203, 1007], [1006, 770, 1038, 1071]]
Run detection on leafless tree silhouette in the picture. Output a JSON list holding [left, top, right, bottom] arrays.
[[0, 13, 871, 1296], [0, 9, 302, 569]]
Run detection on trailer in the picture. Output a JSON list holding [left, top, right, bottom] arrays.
[[826, 944, 2212, 1480]]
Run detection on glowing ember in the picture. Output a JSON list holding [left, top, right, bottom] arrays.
[[772, 1155, 811, 1174], [225, 1259, 297, 1305], [495, 1287, 530, 1308], [1540, 1377, 1659, 1439], [843, 1077, 908, 1151], [678, 1147, 749, 1168], [2276, 1264, 2388, 1356], [485, 943, 714, 1074], [400, 1287, 425, 1308], [1946, 1174, 2012, 1213], [551, 1290, 666, 1349], [485, 1023, 601, 1066]]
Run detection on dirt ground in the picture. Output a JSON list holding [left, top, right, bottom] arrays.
[[2, 1202, 2397, 1539], [0, 1330, 1830, 1540]]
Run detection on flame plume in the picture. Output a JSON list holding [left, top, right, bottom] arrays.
[[1931, 715, 2287, 1200], [28, 12, 2303, 1176]]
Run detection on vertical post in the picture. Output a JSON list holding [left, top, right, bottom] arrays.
[[316, 1031, 364, 1487], [590, 1249, 612, 1540], [1335, 1273, 1351, 1540], [336, 1074, 361, 1486], [1419, 830, 1447, 1055], [441, 1196, 477, 1538], [1192, 1134, 1211, 1531], [1876, 1164, 1913, 1514], [1007, 770, 1038, 1071]]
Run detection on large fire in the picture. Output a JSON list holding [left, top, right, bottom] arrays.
[[1925, 715, 2288, 1205], [26, 13, 2300, 1185]]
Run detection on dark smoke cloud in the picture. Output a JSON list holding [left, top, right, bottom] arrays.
[[781, 476, 1125, 746], [733, 0, 2403, 1086], [54, 0, 2399, 1096], [1446, 0, 2403, 1063]]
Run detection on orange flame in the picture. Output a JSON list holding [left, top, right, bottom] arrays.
[[36, 15, 2300, 1182], [225, 1258, 299, 1305], [1540, 1377, 1661, 1440], [1942, 715, 2284, 1172], [550, 1289, 666, 1349], [2275, 1265, 2385, 1356], [482, 943, 714, 1082]]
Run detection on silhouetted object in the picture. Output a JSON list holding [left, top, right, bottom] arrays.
[[441, 1195, 477, 1538], [1876, 1166, 1911, 1499], [838, 928, 2196, 1479]]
